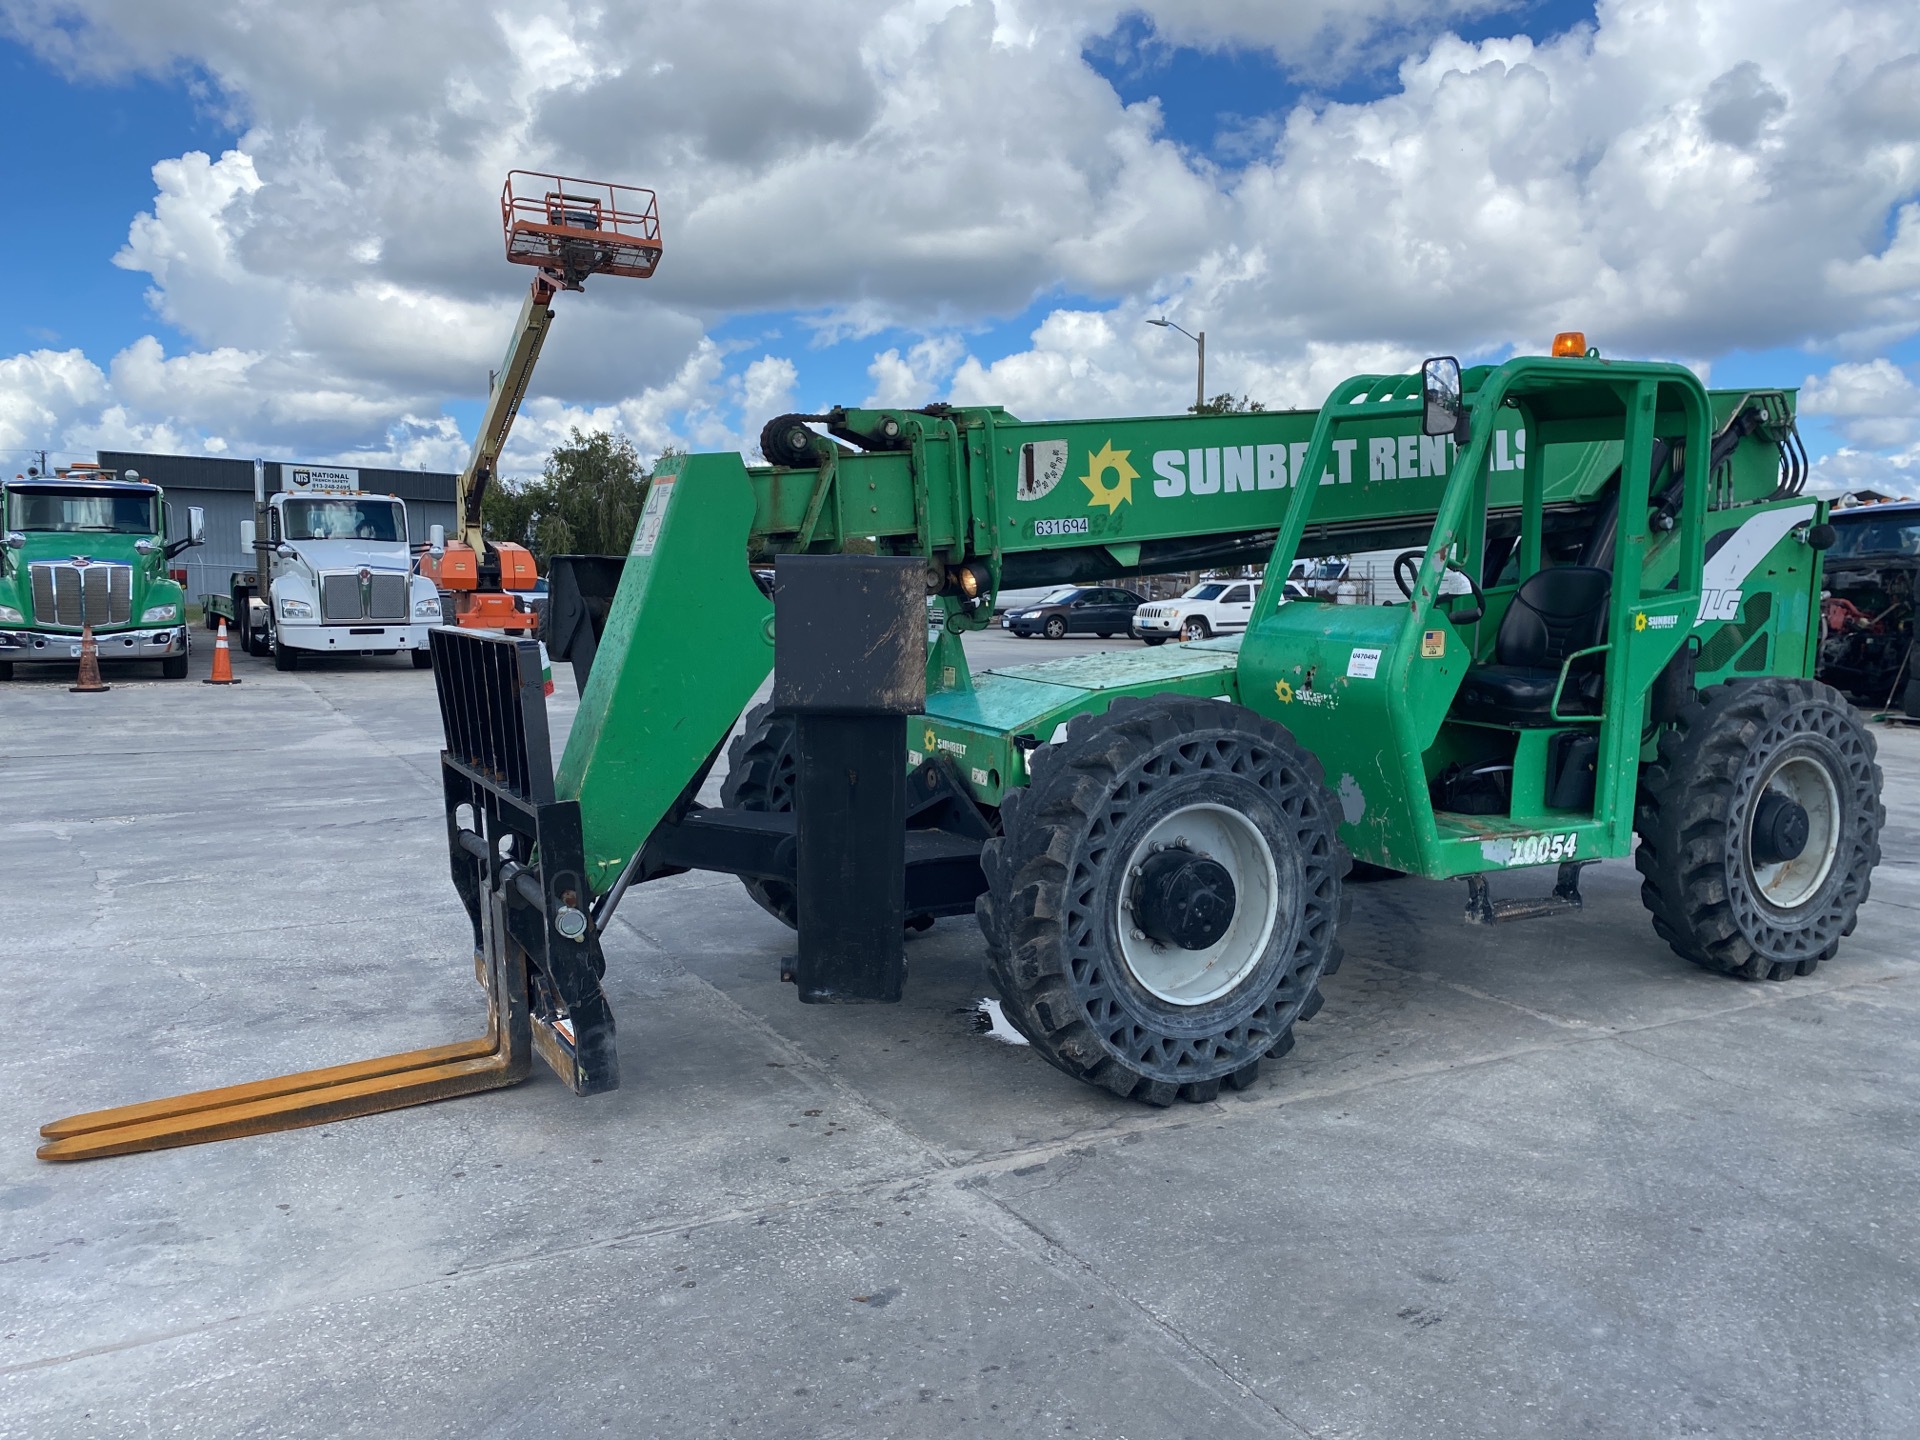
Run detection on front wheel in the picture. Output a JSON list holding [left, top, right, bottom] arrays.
[[411, 648, 433, 670], [273, 637, 298, 672], [719, 701, 800, 928], [1043, 616, 1067, 640], [1181, 616, 1211, 642], [161, 655, 189, 680], [1636, 678, 1883, 981], [979, 696, 1348, 1105]]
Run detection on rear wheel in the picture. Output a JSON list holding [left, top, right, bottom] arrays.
[[1636, 678, 1883, 981], [1181, 616, 1211, 641], [1044, 615, 1067, 640], [1141, 636, 1167, 647], [720, 701, 800, 928], [979, 696, 1347, 1105]]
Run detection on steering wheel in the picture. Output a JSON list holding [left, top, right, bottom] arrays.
[[1392, 550, 1422, 600], [1392, 549, 1486, 626]]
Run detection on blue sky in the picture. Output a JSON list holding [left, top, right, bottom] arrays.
[[1, 2, 1915, 490]]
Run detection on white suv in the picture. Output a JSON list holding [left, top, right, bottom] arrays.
[[1131, 578, 1260, 645]]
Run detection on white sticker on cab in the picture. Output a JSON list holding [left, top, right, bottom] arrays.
[[1346, 647, 1382, 680]]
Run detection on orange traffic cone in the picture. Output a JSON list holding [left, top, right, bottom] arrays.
[[203, 618, 241, 685], [69, 623, 110, 693]]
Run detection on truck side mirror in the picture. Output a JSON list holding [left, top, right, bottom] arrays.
[[1422, 356, 1466, 440], [240, 519, 257, 551], [188, 507, 206, 546], [428, 523, 446, 558]]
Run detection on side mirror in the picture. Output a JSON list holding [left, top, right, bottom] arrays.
[[1806, 523, 1836, 551], [188, 506, 206, 546], [428, 523, 446, 558], [4, 532, 24, 550], [240, 519, 257, 551], [1422, 356, 1465, 439]]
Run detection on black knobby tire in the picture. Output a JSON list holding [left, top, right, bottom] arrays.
[[977, 696, 1348, 1105], [759, 414, 820, 469], [720, 701, 800, 928], [1635, 677, 1883, 981], [1181, 616, 1211, 642]]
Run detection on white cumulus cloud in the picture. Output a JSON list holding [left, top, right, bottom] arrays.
[[0, 0, 1914, 481]]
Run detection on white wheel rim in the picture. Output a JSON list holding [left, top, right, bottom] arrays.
[[1117, 803, 1279, 1006], [1745, 754, 1841, 910]]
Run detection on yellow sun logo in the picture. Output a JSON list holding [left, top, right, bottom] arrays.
[[1634, 612, 1648, 632], [1081, 441, 1137, 512], [923, 726, 938, 752], [1274, 679, 1294, 704]]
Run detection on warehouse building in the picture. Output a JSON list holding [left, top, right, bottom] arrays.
[[95, 451, 458, 605]]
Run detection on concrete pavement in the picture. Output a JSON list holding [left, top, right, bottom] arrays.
[[3, 632, 1916, 1437]]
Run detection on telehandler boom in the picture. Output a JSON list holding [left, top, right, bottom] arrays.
[[41, 342, 1883, 1158]]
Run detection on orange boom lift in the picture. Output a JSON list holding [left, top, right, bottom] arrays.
[[423, 172, 663, 627]]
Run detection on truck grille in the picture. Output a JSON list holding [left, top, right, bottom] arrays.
[[28, 562, 132, 628], [320, 571, 409, 622]]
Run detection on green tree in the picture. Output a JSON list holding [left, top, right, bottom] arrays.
[[1191, 393, 1268, 415], [482, 428, 655, 562]]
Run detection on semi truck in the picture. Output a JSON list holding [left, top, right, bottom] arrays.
[[205, 463, 445, 670], [0, 463, 203, 680]]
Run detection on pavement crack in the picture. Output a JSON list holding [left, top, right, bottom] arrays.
[[952, 1182, 1323, 1437]]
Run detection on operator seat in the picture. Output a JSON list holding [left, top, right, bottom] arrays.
[[1451, 565, 1611, 726]]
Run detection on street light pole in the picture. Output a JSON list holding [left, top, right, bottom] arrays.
[[1148, 317, 1206, 412]]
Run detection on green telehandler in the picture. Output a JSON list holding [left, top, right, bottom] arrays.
[[40, 344, 1885, 1158]]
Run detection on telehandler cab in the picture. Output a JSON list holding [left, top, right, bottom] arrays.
[[40, 343, 1884, 1159]]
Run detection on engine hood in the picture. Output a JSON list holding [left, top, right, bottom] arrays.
[[284, 537, 414, 571]]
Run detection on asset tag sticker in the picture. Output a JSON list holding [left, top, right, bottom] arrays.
[[1346, 647, 1382, 679], [632, 479, 675, 556], [1421, 629, 1445, 658], [1033, 515, 1089, 537]]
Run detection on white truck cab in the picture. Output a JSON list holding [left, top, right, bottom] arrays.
[[1131, 578, 1261, 645], [246, 470, 442, 670]]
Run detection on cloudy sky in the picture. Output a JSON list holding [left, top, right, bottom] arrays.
[[1, 0, 1916, 493]]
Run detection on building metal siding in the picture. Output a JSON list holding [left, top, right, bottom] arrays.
[[96, 451, 458, 606]]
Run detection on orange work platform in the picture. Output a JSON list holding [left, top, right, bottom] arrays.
[[502, 170, 663, 287]]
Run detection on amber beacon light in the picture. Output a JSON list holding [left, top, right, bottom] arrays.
[[1552, 331, 1589, 358]]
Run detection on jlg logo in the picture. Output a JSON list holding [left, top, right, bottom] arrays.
[[1698, 589, 1743, 623]]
